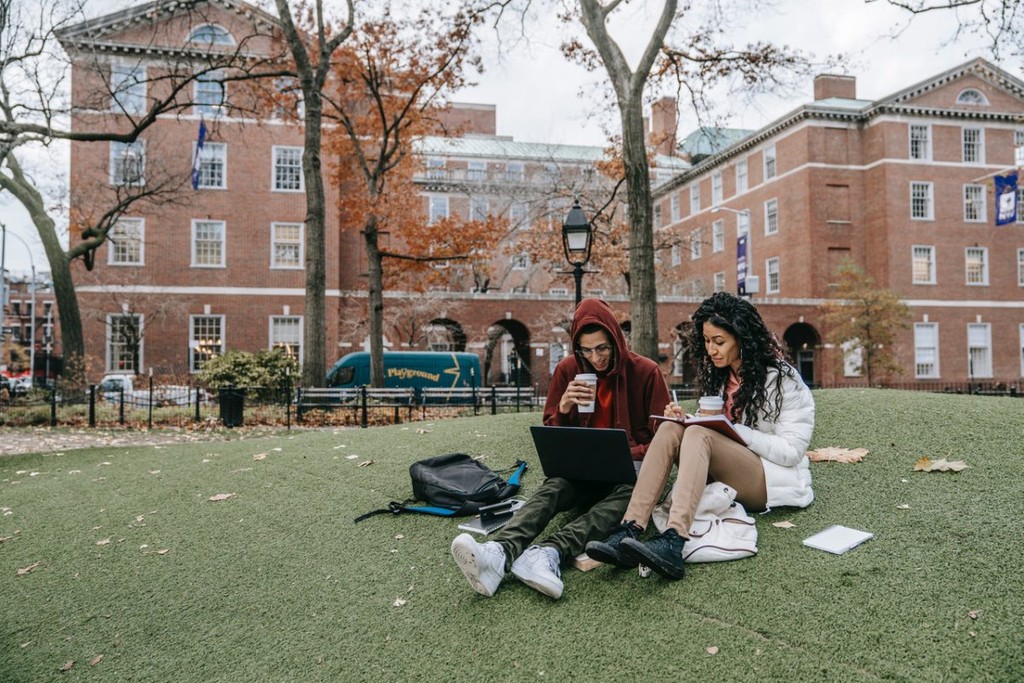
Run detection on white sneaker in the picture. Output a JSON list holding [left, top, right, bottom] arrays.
[[451, 533, 506, 597], [510, 545, 563, 599]]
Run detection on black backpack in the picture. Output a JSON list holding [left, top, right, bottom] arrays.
[[354, 453, 527, 522]]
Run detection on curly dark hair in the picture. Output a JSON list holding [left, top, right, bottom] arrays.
[[688, 292, 793, 427]]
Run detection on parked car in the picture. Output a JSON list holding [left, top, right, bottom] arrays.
[[98, 374, 209, 406]]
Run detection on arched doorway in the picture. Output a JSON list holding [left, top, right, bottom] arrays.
[[425, 318, 467, 352], [485, 319, 531, 387], [783, 322, 821, 387]]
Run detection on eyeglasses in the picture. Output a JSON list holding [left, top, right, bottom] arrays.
[[576, 343, 613, 358]]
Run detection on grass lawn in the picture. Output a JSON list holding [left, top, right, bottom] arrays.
[[1, 389, 1022, 682]]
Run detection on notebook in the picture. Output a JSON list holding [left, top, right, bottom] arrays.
[[529, 425, 637, 484], [457, 498, 526, 536], [802, 525, 874, 555]]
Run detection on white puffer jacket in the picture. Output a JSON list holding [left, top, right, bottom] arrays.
[[730, 366, 815, 509]]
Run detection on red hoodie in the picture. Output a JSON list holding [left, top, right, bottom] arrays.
[[543, 298, 671, 461]]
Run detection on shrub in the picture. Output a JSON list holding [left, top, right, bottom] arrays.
[[197, 349, 298, 401]]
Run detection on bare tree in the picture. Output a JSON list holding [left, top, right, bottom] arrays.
[[868, 0, 1024, 59]]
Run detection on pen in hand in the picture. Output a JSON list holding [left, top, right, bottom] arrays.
[[672, 390, 678, 404]]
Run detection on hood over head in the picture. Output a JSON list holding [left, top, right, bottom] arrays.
[[570, 298, 629, 376]]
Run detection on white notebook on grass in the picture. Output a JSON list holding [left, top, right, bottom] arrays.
[[803, 525, 874, 555]]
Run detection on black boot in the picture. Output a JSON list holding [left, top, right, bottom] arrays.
[[620, 528, 686, 579], [585, 520, 643, 567]]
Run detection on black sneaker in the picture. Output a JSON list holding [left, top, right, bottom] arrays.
[[585, 520, 643, 567], [620, 528, 686, 580]]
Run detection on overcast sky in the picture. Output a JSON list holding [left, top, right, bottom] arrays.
[[1, 0, 1015, 274]]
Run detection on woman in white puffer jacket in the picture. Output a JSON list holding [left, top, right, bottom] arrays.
[[586, 292, 815, 580]]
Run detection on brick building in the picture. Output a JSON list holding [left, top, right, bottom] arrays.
[[652, 59, 1024, 387]]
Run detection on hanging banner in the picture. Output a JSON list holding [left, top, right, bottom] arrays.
[[995, 170, 1018, 226], [737, 234, 748, 296]]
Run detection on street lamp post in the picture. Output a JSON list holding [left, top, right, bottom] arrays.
[[711, 206, 757, 297], [562, 200, 594, 306]]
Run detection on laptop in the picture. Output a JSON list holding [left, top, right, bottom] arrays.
[[529, 425, 637, 484]]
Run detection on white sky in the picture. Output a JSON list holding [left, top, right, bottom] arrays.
[[1, 0, 1015, 274]]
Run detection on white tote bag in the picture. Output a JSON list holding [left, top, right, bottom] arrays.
[[650, 482, 758, 563]]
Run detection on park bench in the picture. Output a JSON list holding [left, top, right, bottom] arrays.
[[295, 387, 416, 424]]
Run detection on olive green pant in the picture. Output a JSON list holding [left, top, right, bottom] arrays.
[[492, 476, 634, 569]]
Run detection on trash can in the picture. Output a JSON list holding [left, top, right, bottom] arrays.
[[218, 387, 245, 427]]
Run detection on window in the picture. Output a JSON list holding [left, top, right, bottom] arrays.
[[766, 257, 780, 293], [737, 211, 750, 239], [272, 146, 303, 191], [107, 314, 142, 373], [110, 140, 145, 186], [1018, 187, 1024, 224], [505, 162, 524, 182], [764, 199, 778, 235], [670, 194, 680, 222], [967, 323, 992, 378], [965, 247, 988, 285], [470, 197, 488, 221], [690, 185, 700, 214], [956, 88, 988, 105], [466, 160, 487, 181], [271, 77, 304, 119], [914, 323, 939, 378], [108, 218, 144, 266], [690, 230, 702, 260], [962, 127, 983, 164], [963, 184, 985, 222], [512, 253, 530, 270], [192, 220, 225, 267], [1016, 130, 1024, 167], [912, 245, 936, 284], [1018, 248, 1024, 286], [426, 157, 446, 180], [764, 145, 777, 180], [187, 24, 235, 46], [711, 172, 723, 205], [910, 182, 933, 220], [111, 62, 146, 114], [190, 315, 223, 373], [712, 220, 724, 252], [671, 244, 681, 267], [195, 71, 225, 117], [713, 271, 725, 292], [271, 222, 303, 269], [270, 316, 302, 362], [195, 142, 226, 189], [428, 196, 448, 224], [548, 287, 569, 296], [841, 340, 863, 377], [736, 159, 748, 193], [909, 124, 931, 161], [653, 204, 662, 229], [508, 201, 527, 225]]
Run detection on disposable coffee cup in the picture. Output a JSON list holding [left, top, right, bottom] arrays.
[[697, 395, 724, 416], [575, 373, 598, 413]]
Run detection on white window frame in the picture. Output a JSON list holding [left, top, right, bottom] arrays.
[[690, 185, 700, 214], [1017, 248, 1024, 286], [766, 257, 780, 294], [189, 315, 224, 373], [505, 162, 524, 182], [965, 247, 988, 286], [764, 198, 778, 235], [711, 171, 723, 205], [191, 219, 226, 268], [426, 157, 447, 180], [470, 197, 488, 221], [194, 141, 227, 189], [914, 322, 940, 379], [106, 313, 143, 374], [271, 222, 304, 270], [690, 230, 702, 260], [912, 245, 936, 285], [109, 140, 146, 186], [653, 204, 662, 229], [967, 323, 993, 378], [466, 160, 487, 181], [188, 24, 235, 46], [428, 196, 449, 224], [1016, 130, 1024, 168], [512, 253, 530, 271], [194, 71, 225, 117], [111, 62, 146, 114], [713, 271, 725, 292], [270, 316, 303, 363], [670, 193, 680, 222], [910, 182, 934, 220], [108, 218, 145, 266], [737, 212, 750, 240], [736, 159, 748, 193], [963, 184, 985, 222], [671, 244, 681, 267], [272, 146, 304, 192], [962, 127, 984, 164], [909, 124, 931, 161], [956, 88, 988, 105], [712, 220, 724, 253], [764, 144, 777, 180], [508, 201, 527, 225]]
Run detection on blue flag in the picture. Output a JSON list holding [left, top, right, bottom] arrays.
[[994, 171, 1017, 226], [737, 234, 748, 296], [190, 118, 207, 190]]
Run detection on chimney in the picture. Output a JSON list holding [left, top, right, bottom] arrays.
[[648, 97, 678, 156], [814, 74, 856, 101]]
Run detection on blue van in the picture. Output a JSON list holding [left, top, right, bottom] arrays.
[[326, 351, 482, 389]]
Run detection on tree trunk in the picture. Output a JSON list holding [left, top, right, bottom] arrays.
[[621, 102, 658, 360], [300, 94, 327, 387], [363, 213, 385, 387]]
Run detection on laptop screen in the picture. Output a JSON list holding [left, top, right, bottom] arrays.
[[529, 425, 637, 484]]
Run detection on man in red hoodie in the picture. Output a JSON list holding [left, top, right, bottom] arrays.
[[451, 298, 670, 599]]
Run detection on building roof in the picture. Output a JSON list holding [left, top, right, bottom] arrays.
[[678, 126, 755, 159], [415, 135, 609, 164]]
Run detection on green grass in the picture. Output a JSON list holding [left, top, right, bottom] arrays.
[[1, 389, 1023, 682]]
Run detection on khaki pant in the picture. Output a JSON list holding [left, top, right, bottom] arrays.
[[623, 423, 768, 536]]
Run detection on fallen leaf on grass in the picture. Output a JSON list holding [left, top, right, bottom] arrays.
[[772, 520, 796, 529], [913, 457, 969, 473], [416, 429, 431, 434], [393, 598, 407, 607], [0, 535, 14, 544], [17, 562, 41, 576], [968, 609, 982, 620], [156, 548, 171, 555], [208, 493, 237, 502], [90, 654, 103, 666], [806, 447, 868, 463], [896, 503, 911, 510], [96, 538, 112, 546], [253, 453, 268, 461], [61, 660, 74, 672], [357, 460, 374, 468], [705, 646, 719, 655]]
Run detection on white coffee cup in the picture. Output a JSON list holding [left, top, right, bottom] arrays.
[[697, 395, 724, 416], [575, 373, 598, 413]]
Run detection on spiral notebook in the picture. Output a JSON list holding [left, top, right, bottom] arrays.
[[457, 498, 526, 536]]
